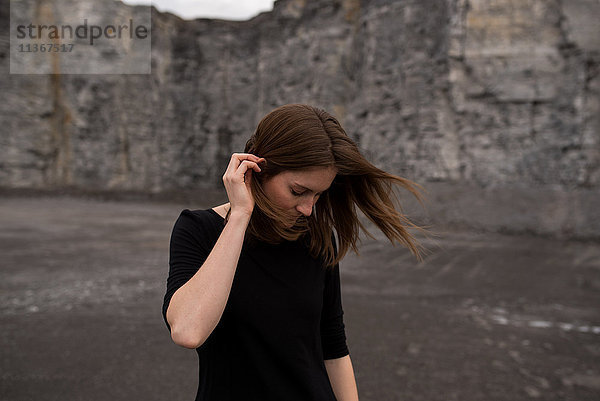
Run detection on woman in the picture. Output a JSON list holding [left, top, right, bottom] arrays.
[[162, 104, 427, 401]]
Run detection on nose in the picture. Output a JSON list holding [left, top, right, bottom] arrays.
[[296, 199, 315, 217]]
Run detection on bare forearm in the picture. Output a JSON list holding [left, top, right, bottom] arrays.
[[325, 354, 359, 401], [166, 212, 250, 348]]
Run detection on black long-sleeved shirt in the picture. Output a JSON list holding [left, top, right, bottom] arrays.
[[162, 208, 350, 401]]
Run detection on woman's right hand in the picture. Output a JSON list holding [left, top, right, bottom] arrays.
[[222, 153, 266, 218]]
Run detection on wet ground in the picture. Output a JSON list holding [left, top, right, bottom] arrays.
[[1, 195, 599, 401]]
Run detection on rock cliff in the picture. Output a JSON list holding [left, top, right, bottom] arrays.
[[0, 0, 598, 237]]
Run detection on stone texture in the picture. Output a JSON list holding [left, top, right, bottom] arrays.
[[0, 0, 598, 237]]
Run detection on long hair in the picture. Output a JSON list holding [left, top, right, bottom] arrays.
[[224, 104, 429, 267]]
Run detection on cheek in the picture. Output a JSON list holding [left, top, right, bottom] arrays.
[[276, 192, 296, 209], [263, 182, 294, 209]]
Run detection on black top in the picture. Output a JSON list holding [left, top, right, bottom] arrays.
[[162, 208, 350, 401]]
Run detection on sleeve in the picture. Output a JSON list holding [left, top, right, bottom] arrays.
[[320, 234, 350, 360], [162, 209, 214, 333]]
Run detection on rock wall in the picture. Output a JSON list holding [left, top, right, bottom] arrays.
[[0, 0, 598, 237]]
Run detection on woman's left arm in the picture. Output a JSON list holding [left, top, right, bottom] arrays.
[[325, 354, 359, 401]]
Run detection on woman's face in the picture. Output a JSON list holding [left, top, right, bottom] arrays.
[[262, 166, 337, 226]]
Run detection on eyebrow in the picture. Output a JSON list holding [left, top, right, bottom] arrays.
[[292, 182, 327, 193]]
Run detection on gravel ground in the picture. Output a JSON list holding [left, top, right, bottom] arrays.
[[1, 195, 599, 401]]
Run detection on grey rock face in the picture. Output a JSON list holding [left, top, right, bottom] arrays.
[[0, 0, 598, 237]]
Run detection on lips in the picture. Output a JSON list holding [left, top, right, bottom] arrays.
[[286, 214, 302, 225]]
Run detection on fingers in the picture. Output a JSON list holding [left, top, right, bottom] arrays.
[[239, 160, 262, 182], [226, 153, 265, 173], [223, 153, 266, 182], [232, 153, 264, 165], [221, 153, 266, 216]]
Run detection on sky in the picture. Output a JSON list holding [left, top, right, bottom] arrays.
[[121, 0, 276, 21]]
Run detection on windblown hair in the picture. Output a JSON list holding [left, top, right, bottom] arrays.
[[224, 104, 429, 267]]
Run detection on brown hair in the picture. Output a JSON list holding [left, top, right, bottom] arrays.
[[225, 104, 430, 267]]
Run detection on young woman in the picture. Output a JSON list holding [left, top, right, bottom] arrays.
[[162, 104, 426, 401]]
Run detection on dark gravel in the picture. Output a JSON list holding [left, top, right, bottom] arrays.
[[1, 195, 599, 401]]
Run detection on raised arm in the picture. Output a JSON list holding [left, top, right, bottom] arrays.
[[165, 153, 265, 349]]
